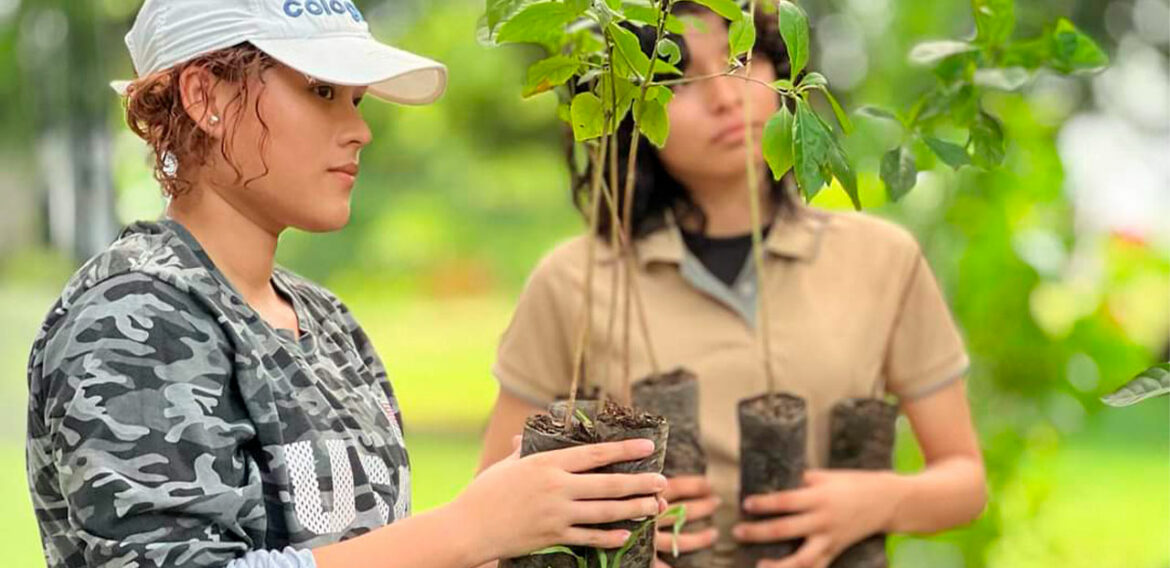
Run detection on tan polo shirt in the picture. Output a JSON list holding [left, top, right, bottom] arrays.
[[492, 203, 969, 552]]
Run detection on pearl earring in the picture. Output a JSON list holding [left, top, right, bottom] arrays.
[[209, 115, 221, 125], [162, 151, 179, 178]]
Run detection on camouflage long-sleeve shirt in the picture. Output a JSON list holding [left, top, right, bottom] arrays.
[[26, 220, 411, 567]]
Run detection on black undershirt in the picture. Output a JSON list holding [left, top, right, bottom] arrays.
[[680, 225, 773, 287]]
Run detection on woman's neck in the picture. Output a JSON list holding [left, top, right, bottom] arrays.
[[678, 164, 775, 237], [166, 181, 280, 301]]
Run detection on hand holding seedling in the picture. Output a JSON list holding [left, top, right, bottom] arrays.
[[732, 469, 900, 568], [453, 436, 670, 561], [652, 475, 720, 566]]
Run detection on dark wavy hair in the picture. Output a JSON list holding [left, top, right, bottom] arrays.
[[570, 2, 800, 238]]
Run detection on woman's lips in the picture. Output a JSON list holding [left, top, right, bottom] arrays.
[[328, 163, 360, 186], [712, 122, 762, 145]]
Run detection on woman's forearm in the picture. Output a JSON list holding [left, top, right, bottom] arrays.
[[884, 456, 988, 534], [312, 503, 488, 568]]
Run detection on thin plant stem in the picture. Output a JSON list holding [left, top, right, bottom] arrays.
[[616, 0, 674, 402], [741, 0, 777, 393], [566, 122, 611, 429]]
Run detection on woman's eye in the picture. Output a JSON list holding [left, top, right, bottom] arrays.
[[313, 85, 336, 100]]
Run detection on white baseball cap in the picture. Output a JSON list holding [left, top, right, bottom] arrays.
[[112, 0, 448, 105]]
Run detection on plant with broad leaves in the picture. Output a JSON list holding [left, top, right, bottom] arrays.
[[481, 0, 862, 399], [866, 0, 1109, 201], [1102, 363, 1170, 407], [480, 0, 859, 208]]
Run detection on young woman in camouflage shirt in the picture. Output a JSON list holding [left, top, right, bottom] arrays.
[[26, 2, 669, 567]]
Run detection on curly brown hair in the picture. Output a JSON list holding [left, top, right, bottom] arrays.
[[123, 42, 278, 197]]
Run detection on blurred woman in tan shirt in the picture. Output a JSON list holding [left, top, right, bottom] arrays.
[[478, 6, 986, 568]]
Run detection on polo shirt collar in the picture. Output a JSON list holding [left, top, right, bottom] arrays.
[[608, 203, 828, 267]]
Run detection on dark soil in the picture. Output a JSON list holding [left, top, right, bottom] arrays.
[[632, 369, 712, 568], [736, 392, 808, 567], [502, 399, 669, 568], [827, 398, 897, 568]]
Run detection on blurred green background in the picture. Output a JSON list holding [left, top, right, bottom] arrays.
[[0, 0, 1167, 567]]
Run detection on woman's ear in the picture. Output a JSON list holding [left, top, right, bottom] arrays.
[[178, 66, 225, 138]]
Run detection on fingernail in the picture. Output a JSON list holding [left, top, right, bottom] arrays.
[[743, 498, 755, 512], [654, 475, 668, 490], [637, 439, 655, 452]]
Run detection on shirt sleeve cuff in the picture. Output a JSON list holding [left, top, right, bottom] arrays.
[[226, 547, 317, 568], [894, 353, 971, 401]]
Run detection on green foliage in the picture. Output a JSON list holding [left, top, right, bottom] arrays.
[[688, 0, 741, 22], [524, 55, 581, 97], [972, 0, 1014, 46], [777, 1, 809, 81], [761, 107, 794, 182], [791, 98, 833, 199], [482, 0, 862, 206], [1102, 364, 1170, 407], [727, 16, 756, 60], [880, 146, 917, 202], [497, 3, 575, 46], [864, 0, 1111, 199], [571, 92, 606, 141]]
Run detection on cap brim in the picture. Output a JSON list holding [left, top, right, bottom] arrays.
[[251, 36, 447, 105], [110, 80, 131, 95]]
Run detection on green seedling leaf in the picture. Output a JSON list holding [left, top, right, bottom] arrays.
[[762, 106, 795, 180], [792, 99, 832, 199], [634, 96, 670, 147], [574, 408, 594, 429], [658, 37, 682, 65], [497, 2, 573, 45], [881, 146, 917, 201], [530, 546, 588, 568], [609, 23, 684, 79], [909, 40, 979, 65], [824, 126, 860, 209], [656, 504, 688, 557], [611, 515, 659, 568], [567, 0, 592, 16], [599, 74, 638, 124], [1102, 363, 1170, 407], [856, 105, 901, 124], [690, 0, 742, 21], [970, 110, 1005, 167], [813, 86, 853, 134], [484, 0, 529, 34], [799, 71, 828, 89], [924, 136, 971, 169], [778, 1, 810, 80], [973, 67, 1031, 91], [523, 55, 581, 97], [973, 0, 1015, 46], [571, 92, 606, 141], [729, 15, 757, 59], [1050, 18, 1109, 72]]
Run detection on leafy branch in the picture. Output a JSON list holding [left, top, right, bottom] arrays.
[[867, 0, 1109, 200]]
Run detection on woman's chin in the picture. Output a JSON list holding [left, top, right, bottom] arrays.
[[295, 206, 351, 233]]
